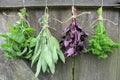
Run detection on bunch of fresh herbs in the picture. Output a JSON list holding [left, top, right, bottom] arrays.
[[31, 12, 65, 77], [0, 8, 36, 59], [60, 18, 88, 57], [88, 7, 120, 59]]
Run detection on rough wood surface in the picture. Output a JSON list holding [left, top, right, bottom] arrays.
[[0, 1, 120, 80], [117, 11, 120, 80], [0, 0, 119, 8], [0, 11, 39, 80]]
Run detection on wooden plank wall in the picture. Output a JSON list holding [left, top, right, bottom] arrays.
[[0, 0, 119, 8], [0, 0, 120, 80]]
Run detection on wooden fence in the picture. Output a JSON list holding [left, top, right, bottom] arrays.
[[0, 0, 120, 80]]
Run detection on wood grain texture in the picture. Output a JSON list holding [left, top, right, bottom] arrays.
[[117, 11, 120, 80], [0, 0, 119, 8], [0, 11, 39, 80], [74, 9, 119, 80], [0, 2, 119, 80]]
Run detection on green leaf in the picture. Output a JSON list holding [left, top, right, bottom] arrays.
[[24, 49, 33, 59], [31, 38, 43, 67], [0, 34, 8, 38], [51, 36, 60, 49], [58, 50, 65, 63], [97, 7, 102, 16], [44, 46, 53, 69], [96, 21, 106, 34], [31, 51, 40, 67], [21, 47, 27, 55], [52, 46, 58, 63], [41, 58, 47, 73], [1, 43, 11, 48], [35, 56, 42, 77], [8, 32, 25, 43], [25, 53, 32, 59], [24, 28, 35, 33], [49, 63, 55, 74], [29, 38, 37, 47]]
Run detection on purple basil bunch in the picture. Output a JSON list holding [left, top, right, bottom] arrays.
[[60, 18, 88, 57]]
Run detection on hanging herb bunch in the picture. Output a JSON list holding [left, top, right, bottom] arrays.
[[88, 7, 120, 59], [60, 7, 88, 57], [31, 7, 65, 77], [0, 8, 36, 59]]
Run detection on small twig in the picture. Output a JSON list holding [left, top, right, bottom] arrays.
[[45, 0, 48, 14], [22, 0, 25, 8], [24, 18, 31, 27], [101, 0, 103, 8], [72, 0, 74, 7]]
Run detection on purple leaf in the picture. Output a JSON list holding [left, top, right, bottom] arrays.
[[60, 18, 88, 57], [66, 47, 74, 57]]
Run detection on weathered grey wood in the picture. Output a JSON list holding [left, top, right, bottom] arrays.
[[27, 8, 73, 80], [117, 11, 120, 80], [74, 9, 119, 80], [0, 11, 39, 80], [0, 0, 119, 8], [0, 1, 120, 80]]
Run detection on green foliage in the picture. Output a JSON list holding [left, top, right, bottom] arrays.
[[0, 8, 36, 59], [97, 7, 102, 16], [31, 13, 65, 77], [88, 7, 120, 59]]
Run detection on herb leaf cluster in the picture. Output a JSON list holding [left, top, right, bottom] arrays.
[[60, 19, 88, 57], [88, 7, 120, 59], [31, 13, 65, 77], [0, 8, 36, 59]]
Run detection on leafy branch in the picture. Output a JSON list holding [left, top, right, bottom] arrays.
[[0, 8, 36, 59]]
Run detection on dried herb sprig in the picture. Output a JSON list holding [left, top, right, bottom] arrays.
[[0, 8, 36, 59], [31, 8, 65, 77], [60, 7, 88, 57], [88, 7, 120, 59]]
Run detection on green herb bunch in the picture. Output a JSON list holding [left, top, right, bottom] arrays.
[[31, 12, 65, 77], [0, 8, 36, 59], [88, 7, 120, 59]]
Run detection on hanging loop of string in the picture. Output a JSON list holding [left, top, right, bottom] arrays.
[[22, 0, 25, 8], [45, 0, 48, 14], [72, 0, 74, 7], [52, 0, 91, 23], [91, 0, 118, 28], [39, 0, 56, 31], [71, 0, 77, 18], [101, 0, 103, 8]]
